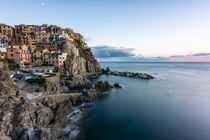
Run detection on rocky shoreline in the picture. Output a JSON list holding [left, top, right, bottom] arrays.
[[0, 62, 115, 140], [0, 61, 154, 139], [102, 67, 154, 79]]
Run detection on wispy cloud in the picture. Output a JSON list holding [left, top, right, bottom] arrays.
[[91, 45, 210, 62], [191, 53, 210, 56], [91, 46, 136, 58]]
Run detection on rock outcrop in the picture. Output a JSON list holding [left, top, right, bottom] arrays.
[[0, 62, 114, 139], [114, 83, 122, 88], [39, 74, 69, 95], [0, 62, 56, 139], [61, 74, 91, 90], [59, 41, 101, 77], [102, 67, 154, 79], [78, 81, 113, 103]]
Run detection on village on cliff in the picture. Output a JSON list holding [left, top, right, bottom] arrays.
[[0, 23, 87, 68]]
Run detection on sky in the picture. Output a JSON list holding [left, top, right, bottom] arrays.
[[0, 0, 210, 62]]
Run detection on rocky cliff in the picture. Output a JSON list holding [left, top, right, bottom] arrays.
[[0, 62, 113, 139], [0, 62, 57, 139], [59, 40, 101, 77]]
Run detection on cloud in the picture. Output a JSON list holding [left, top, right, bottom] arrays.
[[170, 53, 210, 57], [91, 46, 136, 58], [168, 53, 210, 62], [170, 55, 185, 58], [191, 53, 210, 56], [90, 45, 210, 62], [90, 46, 170, 62]]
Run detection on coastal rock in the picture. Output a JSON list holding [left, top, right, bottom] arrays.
[[103, 68, 154, 80], [114, 83, 122, 88], [0, 62, 75, 139], [0, 62, 113, 139], [95, 81, 113, 92], [102, 67, 111, 74], [61, 74, 91, 89], [39, 74, 69, 95], [59, 41, 101, 77], [78, 81, 113, 102]]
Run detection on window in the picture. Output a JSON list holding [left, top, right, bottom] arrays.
[[56, 61, 58, 63], [11, 54, 13, 57], [60, 61, 62, 63], [11, 49, 13, 52]]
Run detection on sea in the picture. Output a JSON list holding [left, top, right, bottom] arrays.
[[78, 62, 210, 140]]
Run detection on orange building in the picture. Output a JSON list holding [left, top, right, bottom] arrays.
[[0, 24, 14, 38], [72, 33, 80, 40], [14, 24, 31, 46]]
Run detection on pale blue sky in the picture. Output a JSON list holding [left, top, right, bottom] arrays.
[[1, 0, 210, 58]]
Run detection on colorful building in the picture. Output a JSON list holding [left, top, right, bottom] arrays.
[[36, 32, 50, 43], [72, 33, 80, 40], [45, 51, 67, 67], [28, 25, 41, 33], [7, 45, 32, 67], [0, 24, 14, 38], [33, 47, 49, 65], [0, 44, 7, 60], [0, 33, 10, 44], [14, 24, 31, 46]]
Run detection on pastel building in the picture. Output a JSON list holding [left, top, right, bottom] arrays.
[[0, 44, 7, 60], [33, 47, 49, 65], [0, 24, 14, 38], [28, 25, 41, 33], [0, 33, 10, 44], [46, 51, 67, 67], [36, 32, 50, 43], [7, 45, 31, 67]]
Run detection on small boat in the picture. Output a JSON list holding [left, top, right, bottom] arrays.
[[12, 77, 19, 81], [42, 74, 50, 77], [24, 76, 33, 80], [31, 71, 44, 76], [13, 75, 23, 79]]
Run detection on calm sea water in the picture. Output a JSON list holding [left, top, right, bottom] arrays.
[[79, 62, 210, 140]]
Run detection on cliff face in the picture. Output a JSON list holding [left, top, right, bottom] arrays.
[[0, 62, 55, 139], [59, 41, 101, 77], [0, 62, 112, 139]]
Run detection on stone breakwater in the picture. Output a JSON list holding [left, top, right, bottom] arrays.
[[102, 67, 154, 79]]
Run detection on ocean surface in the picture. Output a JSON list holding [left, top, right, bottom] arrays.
[[79, 62, 210, 140]]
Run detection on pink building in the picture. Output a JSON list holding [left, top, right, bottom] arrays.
[[0, 33, 10, 44], [45, 51, 67, 67], [7, 45, 32, 67]]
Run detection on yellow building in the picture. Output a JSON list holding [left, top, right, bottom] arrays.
[[65, 33, 74, 42], [15, 24, 31, 46], [33, 48, 49, 65], [0, 24, 14, 38]]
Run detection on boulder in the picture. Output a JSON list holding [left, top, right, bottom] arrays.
[[62, 74, 91, 89], [95, 81, 113, 92], [114, 83, 122, 88]]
